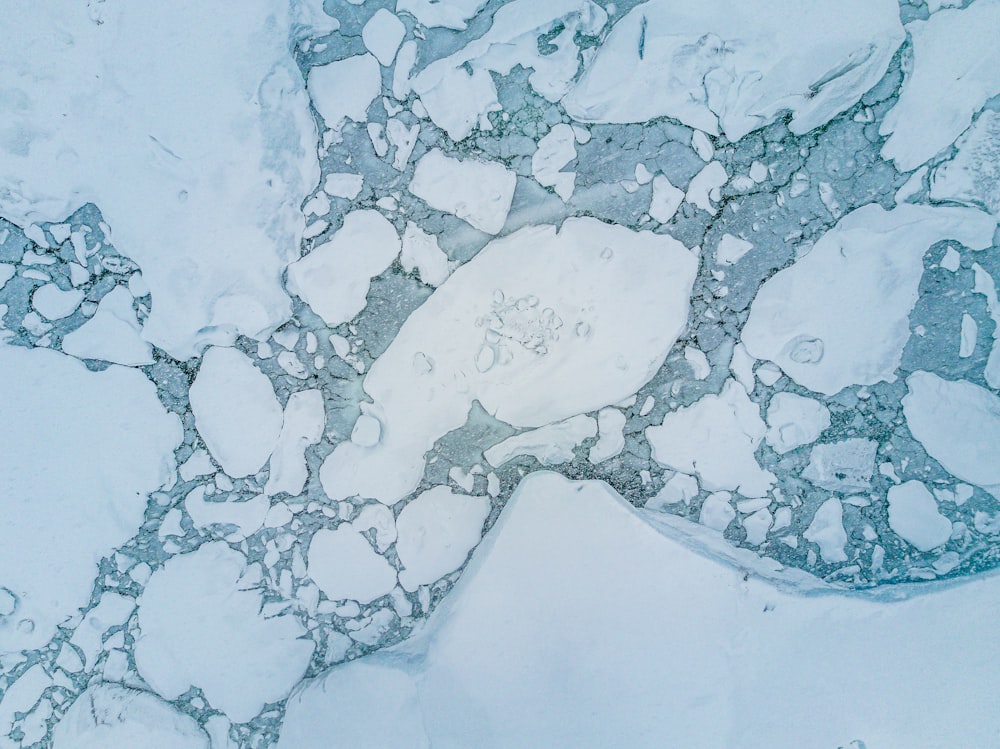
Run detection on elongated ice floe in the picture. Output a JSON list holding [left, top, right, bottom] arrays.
[[880, 0, 1000, 171], [279, 472, 1000, 749], [321, 217, 697, 504], [0, 344, 180, 654], [0, 1, 336, 358], [561, 0, 903, 141], [741, 203, 996, 396]]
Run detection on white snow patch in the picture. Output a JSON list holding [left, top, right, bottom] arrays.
[[888, 480, 953, 552], [765, 392, 831, 454], [308, 526, 397, 604], [409, 150, 516, 234], [484, 414, 597, 467], [61, 286, 152, 366]]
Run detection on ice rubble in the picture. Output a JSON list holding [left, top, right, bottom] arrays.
[[52, 684, 209, 749], [902, 371, 1000, 499], [321, 217, 697, 505], [134, 542, 314, 723], [741, 204, 996, 396], [280, 473, 1000, 749], [189, 347, 283, 479], [0, 1, 336, 358], [880, 0, 1000, 171], [561, 0, 903, 141], [0, 344, 180, 653]]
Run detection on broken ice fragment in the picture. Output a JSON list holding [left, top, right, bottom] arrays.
[[532, 124, 577, 201], [307, 54, 382, 134], [764, 392, 831, 454], [484, 414, 597, 467], [307, 526, 397, 604], [959, 313, 978, 358], [649, 175, 684, 223], [395, 0, 488, 30], [802, 439, 877, 493], [686, 161, 727, 215], [588, 408, 627, 464], [804, 498, 848, 564], [409, 149, 516, 235], [715, 234, 753, 266], [888, 481, 953, 552], [699, 491, 735, 533], [930, 110, 1000, 219], [362, 9, 406, 67], [32, 283, 83, 320], [265, 389, 325, 497]]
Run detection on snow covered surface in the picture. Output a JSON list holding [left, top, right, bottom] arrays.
[[888, 480, 953, 552], [409, 150, 516, 234], [280, 473, 1000, 749]]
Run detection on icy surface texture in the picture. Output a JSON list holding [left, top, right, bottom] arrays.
[[2, 0, 1000, 745]]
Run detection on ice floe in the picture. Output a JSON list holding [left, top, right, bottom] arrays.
[[764, 392, 831, 454], [804, 498, 848, 564], [803, 438, 877, 493], [265, 389, 326, 497], [888, 480, 953, 552], [930, 109, 1000, 219], [307, 54, 382, 135], [307, 526, 397, 604], [484, 414, 597, 467], [408, 150, 516, 235]]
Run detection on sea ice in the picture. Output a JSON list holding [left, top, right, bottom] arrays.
[[804, 498, 848, 564], [646, 379, 776, 498], [134, 542, 314, 723], [307, 526, 397, 604], [929, 110, 1000, 219], [887, 481, 952, 552], [741, 204, 995, 395], [31, 283, 83, 320], [972, 263, 1000, 388], [484, 414, 597, 467], [184, 488, 269, 542], [395, 0, 488, 30], [61, 286, 153, 366], [902, 371, 1000, 498], [189, 347, 283, 479], [531, 124, 577, 202], [802, 439, 877, 493], [400, 222, 453, 287], [321, 218, 697, 504], [395, 486, 491, 591], [699, 492, 736, 532], [648, 175, 684, 224], [880, 0, 1000, 171], [715, 234, 754, 266], [588, 408, 627, 464], [0, 344, 180, 653], [285, 210, 401, 327], [265, 389, 326, 497], [764, 392, 831, 454], [307, 54, 382, 134], [561, 0, 903, 141], [362, 9, 406, 67], [409, 150, 516, 235]]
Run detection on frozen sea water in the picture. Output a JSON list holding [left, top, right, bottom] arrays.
[[1, 0, 1000, 746]]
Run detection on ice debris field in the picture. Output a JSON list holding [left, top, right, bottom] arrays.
[[1, 0, 1000, 746]]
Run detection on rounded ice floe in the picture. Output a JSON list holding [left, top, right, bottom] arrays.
[[307, 526, 397, 604], [0, 344, 181, 653], [396, 486, 491, 591], [320, 217, 697, 504], [189, 346, 283, 479], [764, 392, 831, 454], [741, 204, 996, 395], [32, 283, 84, 320], [888, 481, 953, 552], [134, 542, 314, 723], [902, 371, 1000, 498], [52, 684, 209, 749], [362, 9, 405, 67], [561, 0, 903, 141]]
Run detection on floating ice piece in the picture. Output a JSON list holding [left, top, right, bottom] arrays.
[[0, 2, 334, 358], [562, 0, 903, 141], [646, 472, 699, 510], [281, 472, 1000, 749], [308, 54, 382, 133], [321, 218, 697, 504], [881, 0, 1000, 171], [0, 264, 13, 290], [61, 286, 152, 365], [646, 379, 775, 498], [803, 438, 877, 493], [0, 344, 180, 653], [362, 9, 405, 66], [902, 371, 1000, 498], [286, 210, 401, 327], [485, 414, 596, 467], [32, 283, 83, 320], [386, 118, 420, 170], [960, 313, 978, 358], [972, 264, 1000, 388], [52, 684, 209, 749], [716, 234, 753, 266], [930, 110, 1000, 219], [700, 491, 735, 532], [742, 508, 772, 546], [686, 161, 727, 215], [804, 498, 848, 564], [395, 0, 488, 29], [325, 173, 364, 199], [265, 389, 325, 497], [683, 345, 711, 380], [184, 487, 269, 541], [307, 526, 397, 603], [589, 408, 627, 464], [649, 175, 684, 223], [401, 222, 452, 286], [764, 392, 831, 454], [888, 480, 953, 552], [532, 124, 577, 201], [396, 486, 491, 591], [409, 150, 516, 235], [135, 542, 313, 723], [190, 347, 283, 479], [741, 203, 996, 395]]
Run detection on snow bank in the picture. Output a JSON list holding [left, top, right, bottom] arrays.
[[0, 344, 180, 653], [280, 472, 1000, 749]]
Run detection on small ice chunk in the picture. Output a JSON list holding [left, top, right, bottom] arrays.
[[184, 487, 268, 541], [449, 466, 477, 492], [532, 123, 577, 201], [683, 345, 711, 380], [190, 347, 283, 479], [700, 491, 735, 532], [686, 161, 727, 215], [61, 286, 153, 365], [645, 472, 699, 510], [903, 371, 1000, 497], [485, 414, 597, 467], [307, 54, 382, 133], [646, 379, 775, 497], [691, 130, 714, 161], [765, 392, 831, 454], [940, 247, 961, 272], [588, 408, 627, 464], [386, 118, 420, 170], [325, 173, 364, 199], [362, 9, 405, 66], [804, 498, 848, 564], [888, 481, 953, 552], [286, 210, 401, 328], [959, 313, 978, 358], [135, 542, 313, 722], [401, 222, 452, 286], [802, 438, 877, 493], [265, 389, 325, 497], [715, 234, 753, 266], [307, 526, 397, 603], [972, 264, 1000, 389], [638, 395, 655, 417], [409, 149, 516, 234], [395, 486, 491, 591], [649, 174, 684, 223], [0, 263, 14, 290], [32, 283, 84, 320]]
